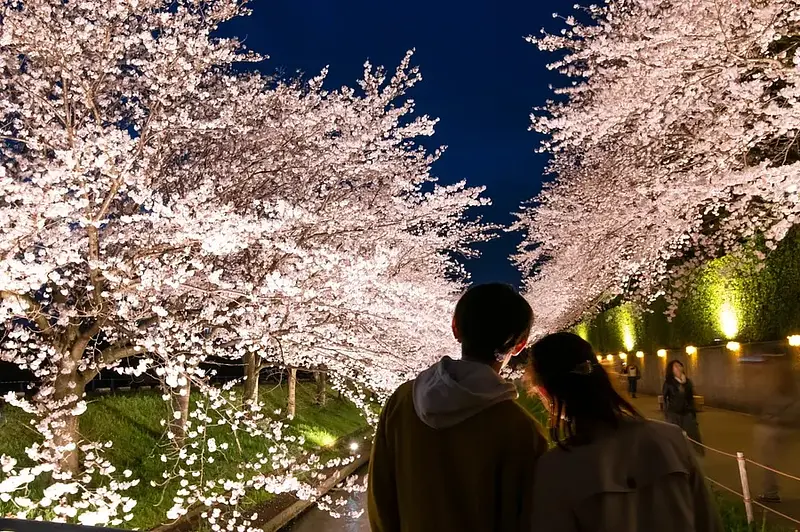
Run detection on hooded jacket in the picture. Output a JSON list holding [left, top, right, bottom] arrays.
[[368, 356, 547, 532]]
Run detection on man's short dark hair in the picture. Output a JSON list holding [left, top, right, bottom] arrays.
[[453, 283, 534, 364]]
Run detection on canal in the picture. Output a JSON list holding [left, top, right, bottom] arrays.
[[284, 467, 370, 531]]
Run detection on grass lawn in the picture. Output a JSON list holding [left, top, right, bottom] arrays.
[[0, 382, 368, 529]]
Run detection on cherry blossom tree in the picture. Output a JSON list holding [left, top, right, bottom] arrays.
[[515, 0, 800, 336], [0, 0, 490, 524]]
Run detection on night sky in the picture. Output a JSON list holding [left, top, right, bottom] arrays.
[[219, 0, 575, 287]]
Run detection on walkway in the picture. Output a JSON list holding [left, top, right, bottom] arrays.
[[285, 397, 800, 530], [630, 396, 800, 527]]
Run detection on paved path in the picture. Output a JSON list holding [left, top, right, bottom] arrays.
[[286, 397, 800, 530], [630, 396, 800, 528]]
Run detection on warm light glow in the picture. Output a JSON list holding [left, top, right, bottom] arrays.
[[685, 345, 697, 355], [623, 331, 635, 352], [606, 354, 614, 361], [657, 349, 667, 358], [636, 351, 645, 358], [720, 301, 739, 340], [596, 355, 603, 362], [349, 442, 359, 452], [618, 352, 627, 360], [789, 335, 800, 347], [726, 341, 741, 352]]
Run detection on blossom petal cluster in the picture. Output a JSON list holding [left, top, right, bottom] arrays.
[[0, 0, 491, 526], [515, 0, 800, 335]]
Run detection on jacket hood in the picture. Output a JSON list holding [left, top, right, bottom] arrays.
[[412, 356, 518, 429]]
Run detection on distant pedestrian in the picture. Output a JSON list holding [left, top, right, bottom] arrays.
[[627, 363, 640, 398], [527, 333, 723, 532], [368, 283, 547, 532], [754, 354, 800, 504], [663, 360, 704, 455]]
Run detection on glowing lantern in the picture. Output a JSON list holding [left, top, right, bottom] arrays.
[[685, 346, 697, 356], [619, 352, 627, 360], [657, 349, 667, 358], [606, 354, 614, 361], [726, 341, 741, 352], [636, 351, 645, 358], [789, 335, 800, 347]]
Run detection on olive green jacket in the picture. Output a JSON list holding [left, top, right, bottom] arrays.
[[368, 377, 546, 532]]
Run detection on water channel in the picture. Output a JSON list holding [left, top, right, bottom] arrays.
[[284, 467, 370, 532]]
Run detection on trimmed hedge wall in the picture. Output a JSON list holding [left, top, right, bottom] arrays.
[[573, 228, 800, 353]]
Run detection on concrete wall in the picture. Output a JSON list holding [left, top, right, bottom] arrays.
[[601, 342, 800, 415]]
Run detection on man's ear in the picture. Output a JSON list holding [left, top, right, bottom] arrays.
[[452, 317, 461, 343]]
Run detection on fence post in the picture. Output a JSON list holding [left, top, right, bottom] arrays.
[[737, 451, 754, 525]]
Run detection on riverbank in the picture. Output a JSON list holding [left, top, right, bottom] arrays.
[[0, 383, 368, 529]]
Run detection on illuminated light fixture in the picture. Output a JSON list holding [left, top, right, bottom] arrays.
[[636, 351, 645, 358], [606, 354, 614, 361], [349, 442, 359, 452], [618, 352, 627, 360], [720, 301, 739, 340], [726, 341, 741, 352], [685, 346, 697, 356], [657, 349, 667, 358], [596, 355, 603, 362], [623, 330, 635, 352], [789, 335, 800, 347]]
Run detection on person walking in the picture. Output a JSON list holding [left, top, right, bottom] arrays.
[[754, 354, 800, 504], [662, 360, 704, 455], [627, 363, 640, 398], [527, 333, 723, 532], [367, 283, 547, 532]]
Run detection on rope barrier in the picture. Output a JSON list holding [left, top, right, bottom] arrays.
[[705, 477, 800, 525], [642, 414, 800, 527], [685, 436, 739, 459], [745, 458, 800, 484]]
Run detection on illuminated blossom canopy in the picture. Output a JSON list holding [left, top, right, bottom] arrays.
[[515, 0, 800, 336], [0, 0, 491, 525]]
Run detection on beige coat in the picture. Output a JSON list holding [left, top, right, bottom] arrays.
[[531, 419, 723, 532]]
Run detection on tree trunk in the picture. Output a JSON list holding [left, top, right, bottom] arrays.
[[287, 368, 297, 418], [243, 352, 261, 406], [50, 372, 83, 476], [169, 378, 191, 448], [314, 371, 326, 407]]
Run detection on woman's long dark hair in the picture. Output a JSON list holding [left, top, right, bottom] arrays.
[[529, 332, 642, 447], [664, 359, 685, 385]]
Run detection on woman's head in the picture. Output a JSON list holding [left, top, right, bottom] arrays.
[[666, 360, 685, 381], [528, 332, 641, 446], [452, 283, 533, 366]]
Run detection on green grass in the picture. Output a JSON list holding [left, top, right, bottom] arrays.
[[0, 382, 367, 529], [715, 492, 794, 532]]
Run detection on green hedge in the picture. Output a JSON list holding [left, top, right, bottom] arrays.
[[573, 228, 800, 353]]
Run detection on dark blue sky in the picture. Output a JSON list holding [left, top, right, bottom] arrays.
[[220, 0, 574, 287]]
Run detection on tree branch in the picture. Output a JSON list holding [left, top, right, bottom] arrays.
[[0, 290, 54, 337]]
